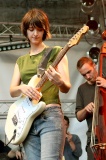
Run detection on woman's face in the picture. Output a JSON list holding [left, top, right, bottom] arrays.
[[27, 25, 44, 45]]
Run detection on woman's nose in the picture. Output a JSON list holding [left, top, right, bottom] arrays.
[[33, 29, 38, 35]]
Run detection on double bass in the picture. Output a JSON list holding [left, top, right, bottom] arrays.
[[91, 42, 106, 160]]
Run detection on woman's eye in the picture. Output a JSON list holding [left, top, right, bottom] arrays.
[[28, 27, 34, 31], [28, 27, 43, 32], [37, 28, 43, 31]]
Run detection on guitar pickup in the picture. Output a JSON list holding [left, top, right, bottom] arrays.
[[12, 115, 18, 126]]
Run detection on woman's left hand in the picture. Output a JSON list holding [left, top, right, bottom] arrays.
[[45, 65, 63, 86]]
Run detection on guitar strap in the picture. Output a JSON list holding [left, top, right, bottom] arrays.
[[37, 47, 52, 77]]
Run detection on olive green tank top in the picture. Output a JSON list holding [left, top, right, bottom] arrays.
[[17, 46, 62, 105]]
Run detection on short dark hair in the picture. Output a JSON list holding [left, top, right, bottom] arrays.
[[21, 8, 51, 41], [64, 116, 69, 125]]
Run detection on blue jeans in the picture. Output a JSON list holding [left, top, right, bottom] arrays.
[[23, 106, 65, 160]]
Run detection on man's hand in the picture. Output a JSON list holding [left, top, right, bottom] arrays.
[[84, 102, 94, 113], [66, 132, 72, 142], [66, 132, 76, 151], [96, 76, 106, 88], [16, 150, 24, 159]]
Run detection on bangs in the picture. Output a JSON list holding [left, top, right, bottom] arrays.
[[29, 18, 44, 29]]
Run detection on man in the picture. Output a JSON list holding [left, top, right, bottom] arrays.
[[0, 140, 23, 159], [63, 116, 82, 160], [75, 57, 106, 160]]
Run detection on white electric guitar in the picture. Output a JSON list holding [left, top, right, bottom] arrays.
[[5, 25, 89, 145]]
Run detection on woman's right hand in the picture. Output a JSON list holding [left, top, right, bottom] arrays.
[[21, 84, 42, 101]]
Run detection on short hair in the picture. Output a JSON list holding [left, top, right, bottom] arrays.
[[77, 57, 94, 70], [21, 8, 51, 41], [64, 116, 69, 125]]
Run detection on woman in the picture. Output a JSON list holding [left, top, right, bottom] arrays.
[[10, 8, 71, 160]]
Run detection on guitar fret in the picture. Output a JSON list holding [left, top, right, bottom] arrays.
[[52, 44, 69, 68], [36, 74, 47, 88]]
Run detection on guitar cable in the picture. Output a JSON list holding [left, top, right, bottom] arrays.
[[5, 129, 16, 146], [5, 132, 24, 160]]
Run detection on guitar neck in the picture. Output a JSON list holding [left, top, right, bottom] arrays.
[[52, 43, 69, 68], [36, 43, 70, 89]]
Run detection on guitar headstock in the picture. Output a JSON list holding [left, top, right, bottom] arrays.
[[68, 25, 89, 48]]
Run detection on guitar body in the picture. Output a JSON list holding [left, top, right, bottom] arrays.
[[5, 75, 46, 145]]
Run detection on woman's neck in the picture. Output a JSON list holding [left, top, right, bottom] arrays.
[[30, 43, 47, 55]]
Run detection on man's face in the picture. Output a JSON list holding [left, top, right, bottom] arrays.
[[64, 119, 69, 133], [78, 63, 98, 85]]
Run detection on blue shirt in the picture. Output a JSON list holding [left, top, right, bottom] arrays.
[[64, 134, 82, 160]]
